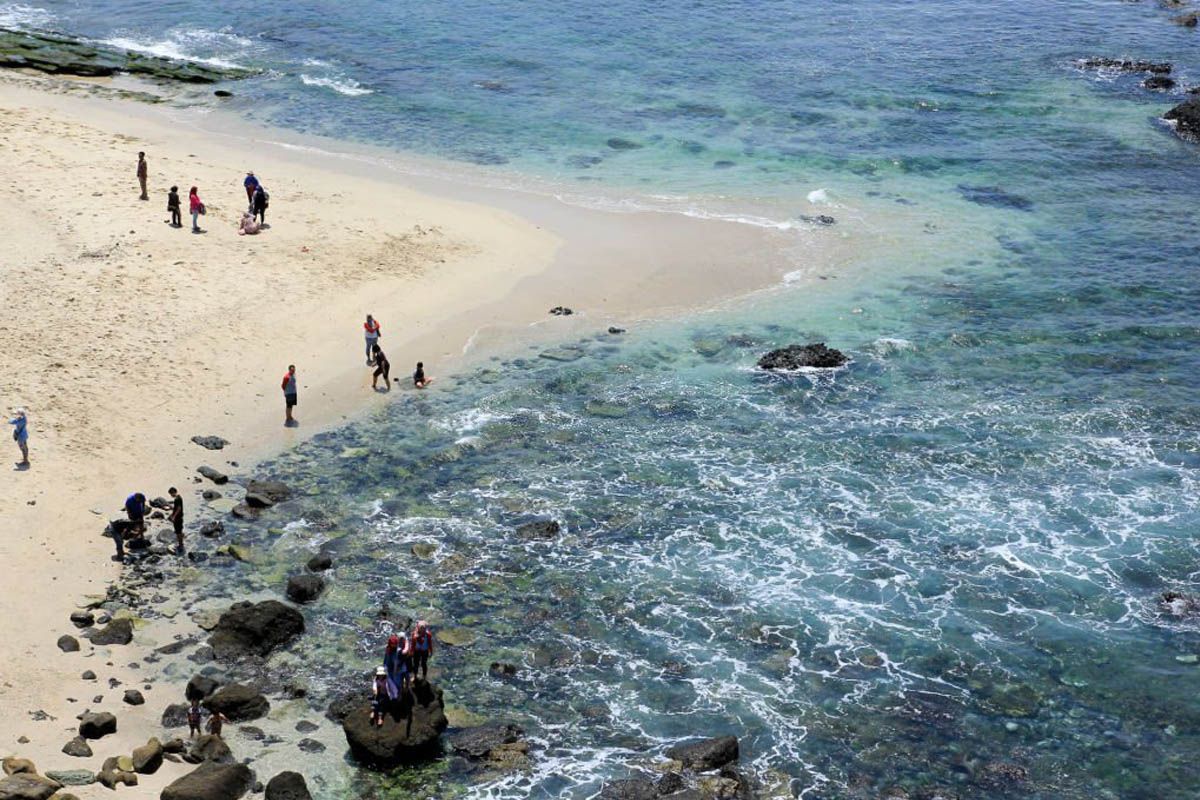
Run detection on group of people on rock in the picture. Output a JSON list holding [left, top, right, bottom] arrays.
[[139, 152, 268, 235], [110, 487, 185, 561], [370, 622, 435, 726]]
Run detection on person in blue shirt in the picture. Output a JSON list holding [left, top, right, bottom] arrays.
[[243, 172, 260, 209], [124, 492, 148, 536], [9, 408, 28, 469]]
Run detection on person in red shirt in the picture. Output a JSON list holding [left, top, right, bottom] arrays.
[[364, 314, 381, 365], [282, 365, 298, 426], [188, 186, 204, 234]]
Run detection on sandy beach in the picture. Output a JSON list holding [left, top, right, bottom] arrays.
[[0, 69, 828, 796]]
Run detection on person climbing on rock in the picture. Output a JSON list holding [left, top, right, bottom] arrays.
[[411, 620, 434, 680], [371, 665, 390, 727]]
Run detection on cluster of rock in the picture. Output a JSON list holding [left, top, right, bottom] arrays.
[[757, 343, 849, 371], [599, 735, 765, 800], [0, 28, 254, 83]]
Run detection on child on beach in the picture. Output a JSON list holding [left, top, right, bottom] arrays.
[[187, 699, 203, 737], [371, 666, 389, 727], [9, 408, 29, 469], [238, 212, 260, 235], [206, 710, 230, 738], [371, 344, 390, 390], [413, 361, 434, 389], [364, 315, 381, 365], [167, 186, 182, 227]]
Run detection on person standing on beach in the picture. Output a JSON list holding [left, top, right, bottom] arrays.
[[371, 344, 391, 390], [252, 184, 268, 226], [364, 314, 381, 365], [9, 408, 29, 469], [189, 186, 205, 234], [168, 486, 185, 554], [137, 152, 148, 201], [282, 364, 298, 426], [167, 186, 182, 228], [244, 172, 259, 208]]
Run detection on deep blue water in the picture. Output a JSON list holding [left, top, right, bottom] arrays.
[[10, 0, 1200, 797]]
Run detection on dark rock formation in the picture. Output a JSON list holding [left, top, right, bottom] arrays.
[[285, 574, 325, 604], [1164, 98, 1200, 142], [191, 436, 228, 450], [0, 773, 62, 800], [515, 520, 561, 540], [1144, 75, 1176, 91], [199, 521, 225, 538], [56, 635, 80, 653], [305, 553, 332, 572], [132, 737, 164, 774], [87, 618, 133, 646], [160, 762, 253, 800], [800, 214, 836, 225], [607, 137, 643, 150], [209, 600, 304, 660], [1172, 11, 1198, 26], [549, 306, 574, 316], [757, 343, 849, 370], [185, 735, 233, 765], [341, 679, 448, 768], [61, 737, 92, 758], [78, 711, 117, 739], [162, 703, 190, 728], [123, 689, 145, 706], [245, 480, 291, 506], [203, 684, 269, 721], [489, 662, 518, 679], [296, 739, 325, 753], [1159, 590, 1200, 617], [448, 722, 524, 759], [599, 778, 658, 800], [69, 611, 94, 629], [197, 466, 228, 485], [264, 772, 312, 800], [187, 675, 220, 702], [1077, 57, 1171, 74], [665, 735, 740, 770], [608, 326, 626, 334]]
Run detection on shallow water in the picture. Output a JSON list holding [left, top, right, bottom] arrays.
[[12, 0, 1200, 796]]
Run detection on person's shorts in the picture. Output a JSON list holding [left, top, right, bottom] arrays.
[[285, 393, 298, 408], [173, 519, 184, 535]]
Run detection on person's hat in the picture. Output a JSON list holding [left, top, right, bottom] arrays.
[[375, 665, 386, 676]]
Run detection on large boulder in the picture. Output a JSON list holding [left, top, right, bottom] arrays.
[[264, 772, 312, 800], [203, 684, 269, 721], [86, 618, 133, 646], [161, 762, 253, 800], [598, 778, 658, 800], [209, 601, 304, 660], [285, 575, 325, 604], [78, 711, 117, 739], [305, 553, 333, 572], [341, 679, 448, 768], [448, 723, 524, 759], [245, 480, 291, 506], [131, 738, 164, 774], [187, 675, 221, 702], [185, 735, 233, 765], [757, 343, 848, 371], [2, 758, 36, 775], [1165, 98, 1200, 142], [0, 773, 61, 800], [665, 735, 740, 771]]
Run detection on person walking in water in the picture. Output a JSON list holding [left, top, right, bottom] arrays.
[[137, 151, 148, 200], [168, 486, 185, 554], [372, 344, 391, 390], [282, 364, 298, 426], [188, 186, 205, 234], [167, 186, 182, 228], [252, 184, 268, 226], [363, 315, 381, 365], [9, 408, 29, 469], [413, 361, 434, 389], [243, 172, 259, 208], [411, 620, 434, 681]]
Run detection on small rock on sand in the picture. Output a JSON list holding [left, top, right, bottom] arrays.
[[197, 466, 228, 485], [191, 436, 229, 450], [57, 635, 80, 653]]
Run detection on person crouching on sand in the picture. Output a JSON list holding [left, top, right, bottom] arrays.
[[371, 666, 389, 727], [167, 186, 182, 228], [189, 186, 205, 233], [9, 408, 29, 469], [413, 361, 434, 389], [244, 171, 259, 208]]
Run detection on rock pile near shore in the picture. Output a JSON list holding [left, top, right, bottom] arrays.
[[339, 679, 448, 768]]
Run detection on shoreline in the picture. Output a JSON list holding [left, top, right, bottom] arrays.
[[0, 71, 849, 797]]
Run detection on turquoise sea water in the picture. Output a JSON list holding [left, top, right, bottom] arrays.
[[9, 0, 1200, 797]]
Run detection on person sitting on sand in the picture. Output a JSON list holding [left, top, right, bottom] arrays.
[[238, 211, 260, 236], [413, 361, 434, 389], [370, 665, 390, 727], [364, 314, 381, 365], [9, 408, 29, 469], [371, 343, 390, 390], [253, 184, 269, 225], [244, 171, 259, 208], [187, 699, 203, 738], [167, 186, 182, 228], [124, 492, 148, 536], [383, 633, 410, 698], [189, 186, 205, 234], [206, 710, 230, 738], [411, 620, 434, 680]]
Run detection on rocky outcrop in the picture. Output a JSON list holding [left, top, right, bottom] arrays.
[[199, 521, 225, 538], [448, 723, 529, 773], [598, 778, 658, 800], [245, 480, 291, 506], [160, 762, 253, 800], [341, 679, 448, 768], [1145, 75, 1176, 91], [131, 738, 164, 774], [185, 735, 233, 765], [1077, 57, 1171, 74], [0, 772, 61, 800], [78, 711, 117, 739], [187, 675, 220, 702], [515, 520, 561, 540], [87, 618, 133, 646], [209, 600, 304, 660], [665, 735, 740, 771], [264, 772, 312, 800], [285, 575, 325, 604], [757, 343, 849, 371], [162, 703, 191, 728], [203, 684, 269, 721], [1164, 98, 1200, 142]]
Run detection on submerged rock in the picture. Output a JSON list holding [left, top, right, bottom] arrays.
[[341, 679, 448, 768], [305, 553, 333, 572], [245, 479, 291, 506], [209, 600, 304, 660], [515, 520, 561, 540], [957, 184, 1034, 211], [285, 574, 325, 604], [1076, 57, 1171, 74], [665, 735, 740, 771], [1144, 75, 1176, 91], [757, 343, 849, 370], [1164, 98, 1200, 142], [160, 762, 253, 800]]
